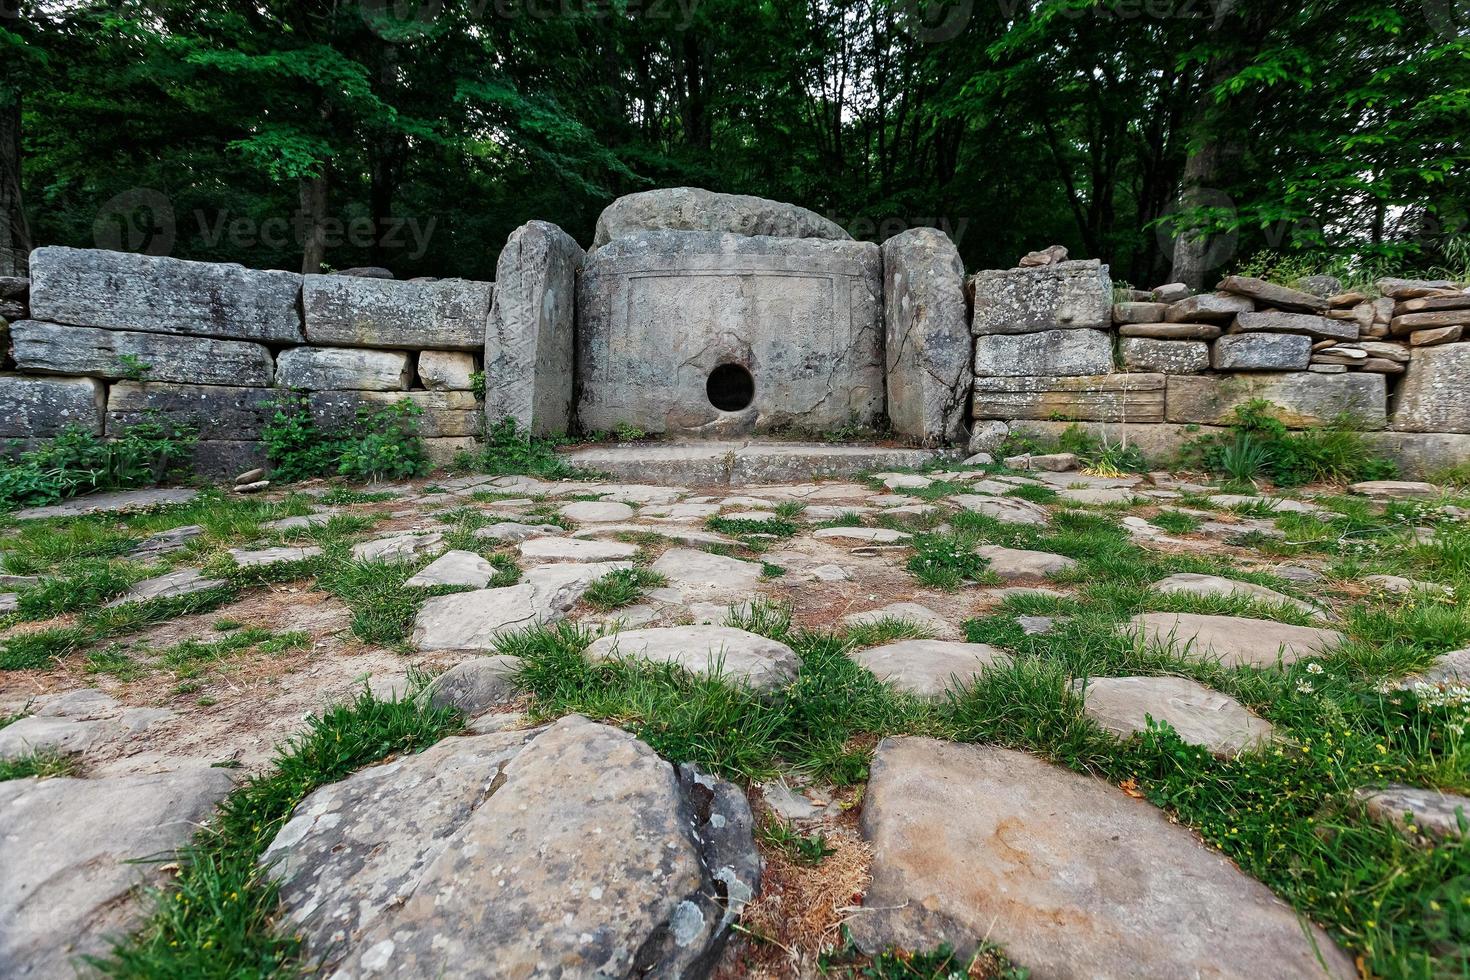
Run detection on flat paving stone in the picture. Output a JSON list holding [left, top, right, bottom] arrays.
[[227, 545, 322, 569], [1056, 486, 1138, 505], [850, 639, 1008, 699], [1364, 574, 1448, 596], [641, 502, 722, 521], [1349, 480, 1441, 499], [104, 567, 226, 607], [560, 441, 944, 485], [558, 500, 637, 523], [976, 545, 1077, 579], [594, 484, 686, 505], [650, 548, 763, 598], [129, 524, 204, 557], [951, 494, 1050, 526], [1150, 572, 1325, 618], [421, 655, 522, 714], [847, 737, 1356, 979], [262, 512, 337, 532], [12, 487, 199, 520], [0, 689, 173, 761], [571, 524, 737, 547], [1393, 648, 1470, 689], [0, 592, 15, 614], [584, 625, 799, 692], [811, 527, 911, 544], [1073, 675, 1276, 756], [518, 536, 640, 563], [412, 562, 630, 651], [473, 521, 564, 543], [1356, 784, 1469, 841], [840, 602, 962, 640], [352, 531, 445, 562], [405, 550, 501, 589], [1209, 494, 1327, 516], [1131, 612, 1344, 667], [1, 767, 235, 978]]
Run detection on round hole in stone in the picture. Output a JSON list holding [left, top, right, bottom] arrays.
[[706, 363, 755, 413]]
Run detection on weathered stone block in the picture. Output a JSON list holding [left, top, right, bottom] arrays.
[[881, 228, 972, 445], [1111, 301, 1167, 324], [1215, 275, 1328, 312], [1165, 373, 1387, 429], [308, 390, 482, 438], [969, 260, 1111, 335], [592, 186, 849, 249], [0, 374, 105, 437], [1119, 338, 1209, 374], [1211, 333, 1311, 371], [972, 328, 1113, 377], [10, 320, 274, 386], [1391, 343, 1470, 433], [972, 373, 1165, 422], [276, 347, 411, 391], [484, 221, 583, 437], [1165, 292, 1253, 323], [28, 246, 302, 342], [302, 274, 489, 350], [423, 436, 479, 468], [1232, 310, 1357, 342], [576, 231, 883, 436], [1007, 419, 1227, 463], [1362, 431, 1470, 477], [1118, 322, 1221, 341], [106, 382, 276, 440], [417, 350, 478, 391]]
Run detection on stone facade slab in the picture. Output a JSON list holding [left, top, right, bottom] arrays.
[[973, 373, 1165, 422], [10, 320, 274, 386], [1165, 372, 1387, 428], [303, 274, 490, 351]]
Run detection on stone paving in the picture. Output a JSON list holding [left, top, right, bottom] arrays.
[[1, 457, 1467, 977]]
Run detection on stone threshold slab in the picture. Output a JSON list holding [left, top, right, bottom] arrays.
[[560, 441, 952, 485]]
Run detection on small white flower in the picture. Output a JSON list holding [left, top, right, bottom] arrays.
[[1296, 681, 1316, 694], [1306, 663, 1324, 675]]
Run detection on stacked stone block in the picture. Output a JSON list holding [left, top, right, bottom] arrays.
[[1, 247, 495, 475]]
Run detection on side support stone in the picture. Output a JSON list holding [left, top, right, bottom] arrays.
[[881, 228, 972, 446]]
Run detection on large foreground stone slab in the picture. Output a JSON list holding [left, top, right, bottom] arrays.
[[1165, 372, 1387, 428], [264, 716, 758, 978], [0, 689, 172, 761], [1, 768, 235, 978], [976, 544, 1077, 579], [882, 228, 972, 445], [11, 487, 199, 520], [852, 639, 1008, 699], [969, 260, 1112, 334], [106, 381, 276, 440], [0, 374, 104, 438], [650, 547, 763, 598], [276, 346, 411, 391], [848, 738, 1355, 978], [593, 186, 848, 248], [973, 373, 1165, 422], [1073, 675, 1276, 756], [1391, 343, 1470, 433], [577, 231, 883, 436], [971, 327, 1114, 376], [302, 273, 489, 350], [11, 320, 274, 386], [28, 245, 303, 342], [1131, 612, 1344, 667], [484, 220, 584, 436], [585, 625, 799, 692]]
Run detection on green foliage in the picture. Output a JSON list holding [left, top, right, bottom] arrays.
[[15, 560, 137, 619], [1001, 424, 1147, 476], [264, 394, 430, 484], [1183, 401, 1398, 488], [116, 354, 152, 381], [91, 684, 463, 978], [0, 422, 197, 512], [467, 418, 576, 479], [0, 750, 77, 782], [581, 567, 666, 611], [821, 939, 1028, 980], [906, 531, 1000, 591], [757, 817, 835, 865]]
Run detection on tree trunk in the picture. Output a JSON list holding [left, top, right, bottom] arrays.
[[299, 171, 328, 274], [0, 0, 30, 276]]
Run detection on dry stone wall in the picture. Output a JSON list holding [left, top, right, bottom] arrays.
[[1, 247, 494, 475], [966, 257, 1470, 477]]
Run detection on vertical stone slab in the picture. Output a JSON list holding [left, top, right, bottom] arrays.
[[485, 221, 584, 436], [577, 231, 883, 437], [28, 246, 303, 342], [881, 228, 971, 446], [1391, 343, 1470, 433]]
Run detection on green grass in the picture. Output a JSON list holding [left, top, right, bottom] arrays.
[[582, 567, 667, 611], [0, 750, 77, 781], [757, 817, 834, 865], [159, 628, 311, 682], [91, 681, 463, 978], [906, 530, 1001, 591], [821, 939, 1028, 980], [1149, 509, 1204, 535]]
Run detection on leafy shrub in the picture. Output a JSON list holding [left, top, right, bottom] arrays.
[[462, 417, 576, 479], [1182, 400, 1396, 487], [264, 393, 430, 483], [0, 420, 196, 511]]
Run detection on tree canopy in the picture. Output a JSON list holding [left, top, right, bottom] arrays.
[[10, 0, 1469, 284]]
